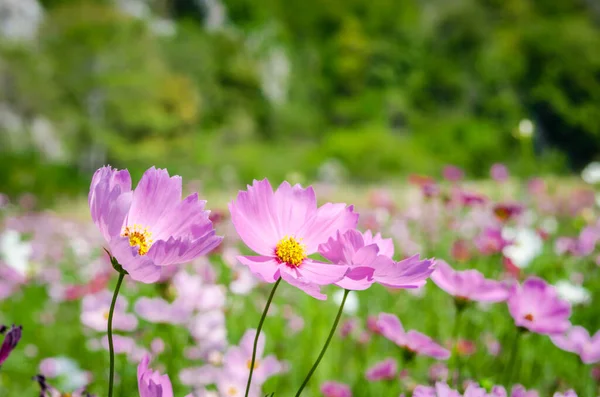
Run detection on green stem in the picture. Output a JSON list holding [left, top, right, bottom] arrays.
[[451, 304, 465, 388], [107, 271, 126, 397], [503, 330, 521, 386], [295, 289, 349, 397], [245, 278, 281, 397]]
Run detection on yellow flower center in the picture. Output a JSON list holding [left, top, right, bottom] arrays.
[[122, 224, 153, 255], [227, 386, 238, 396], [275, 236, 306, 266], [246, 359, 260, 370], [103, 311, 110, 320]]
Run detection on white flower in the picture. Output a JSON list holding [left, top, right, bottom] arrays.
[[502, 227, 543, 268], [0, 229, 32, 276], [582, 162, 600, 184], [555, 280, 591, 305], [333, 290, 358, 315], [518, 119, 534, 138]]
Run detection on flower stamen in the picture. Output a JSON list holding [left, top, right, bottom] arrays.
[[275, 236, 306, 267], [122, 224, 153, 255]]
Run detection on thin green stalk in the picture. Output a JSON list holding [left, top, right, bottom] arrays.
[[107, 271, 126, 397], [503, 330, 521, 386], [451, 303, 465, 388], [245, 278, 281, 397], [295, 289, 349, 397]]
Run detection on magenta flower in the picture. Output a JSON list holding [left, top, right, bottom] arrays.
[[443, 165, 464, 182], [222, 329, 285, 386], [319, 229, 435, 291], [365, 357, 397, 381], [229, 179, 358, 299], [413, 383, 507, 397], [551, 326, 600, 364], [138, 355, 193, 397], [507, 277, 571, 335], [321, 381, 352, 397], [474, 228, 510, 255], [377, 313, 450, 359], [510, 385, 539, 397], [89, 166, 222, 283], [553, 391, 577, 397], [431, 260, 509, 303], [0, 324, 21, 367], [491, 163, 509, 182], [493, 202, 524, 223]]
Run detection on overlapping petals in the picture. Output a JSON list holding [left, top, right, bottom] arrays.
[[89, 166, 222, 283], [229, 179, 358, 299]]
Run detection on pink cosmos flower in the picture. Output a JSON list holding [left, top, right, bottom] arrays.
[[490, 163, 509, 182], [493, 203, 524, 223], [229, 179, 358, 299], [222, 329, 285, 386], [138, 355, 193, 397], [134, 297, 190, 325], [553, 391, 577, 397], [321, 381, 352, 397], [377, 313, 450, 359], [365, 358, 397, 381], [89, 166, 222, 283], [551, 326, 600, 364], [0, 324, 22, 367], [507, 277, 571, 335], [413, 382, 491, 397], [81, 291, 138, 332], [474, 228, 510, 255], [510, 385, 539, 397], [319, 229, 435, 291], [431, 260, 509, 303], [0, 262, 25, 301], [443, 165, 464, 182]]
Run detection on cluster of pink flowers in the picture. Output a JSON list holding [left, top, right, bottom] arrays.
[[1, 162, 597, 396]]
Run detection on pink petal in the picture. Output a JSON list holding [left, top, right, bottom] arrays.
[[236, 256, 281, 283], [296, 203, 358, 253], [297, 259, 348, 285], [109, 237, 161, 283], [280, 268, 326, 300], [127, 167, 182, 228], [229, 179, 281, 255], [273, 181, 318, 236]]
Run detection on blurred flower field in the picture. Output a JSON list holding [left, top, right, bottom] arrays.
[[1, 164, 600, 396]]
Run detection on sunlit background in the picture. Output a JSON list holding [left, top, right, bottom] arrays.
[[1, 0, 600, 203]]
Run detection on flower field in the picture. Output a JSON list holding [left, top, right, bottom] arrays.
[[0, 165, 598, 396]]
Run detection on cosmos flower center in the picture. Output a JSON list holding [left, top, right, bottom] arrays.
[[103, 311, 110, 320], [275, 236, 306, 266], [226, 386, 238, 396], [122, 224, 153, 255], [523, 313, 534, 321], [246, 359, 260, 370]]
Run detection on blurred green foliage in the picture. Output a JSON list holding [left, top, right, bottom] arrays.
[[1, 0, 600, 201]]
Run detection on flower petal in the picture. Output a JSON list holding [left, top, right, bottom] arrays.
[[88, 166, 132, 242], [297, 203, 358, 253], [109, 237, 161, 283], [298, 259, 348, 285], [127, 167, 182, 229], [280, 267, 326, 300], [229, 179, 281, 256], [273, 181, 317, 236], [236, 256, 281, 283]]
